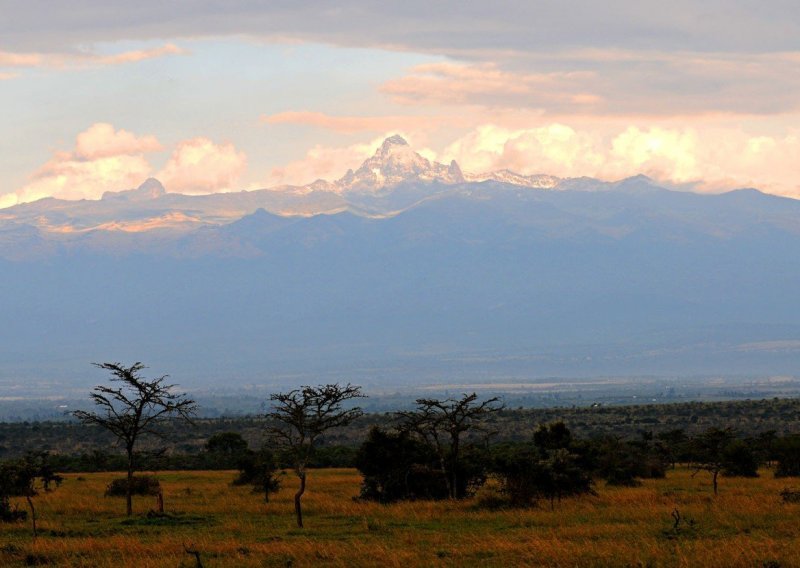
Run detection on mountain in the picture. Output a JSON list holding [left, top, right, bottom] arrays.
[[336, 135, 465, 191], [2, 136, 800, 390], [0, 135, 557, 233], [102, 177, 167, 201]]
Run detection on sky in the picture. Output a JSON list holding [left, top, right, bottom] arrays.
[[1, 0, 800, 208]]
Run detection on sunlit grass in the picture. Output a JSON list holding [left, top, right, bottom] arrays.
[[1, 468, 799, 566]]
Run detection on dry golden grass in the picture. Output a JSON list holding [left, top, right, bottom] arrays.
[[1, 468, 800, 566]]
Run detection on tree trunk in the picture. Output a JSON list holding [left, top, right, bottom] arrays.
[[26, 495, 36, 537], [437, 453, 453, 501], [451, 437, 460, 500], [712, 470, 719, 496], [294, 471, 306, 528], [126, 449, 134, 516], [264, 483, 270, 503], [157, 489, 164, 513]]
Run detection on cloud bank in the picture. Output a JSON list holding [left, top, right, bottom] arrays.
[[2, 124, 248, 206]]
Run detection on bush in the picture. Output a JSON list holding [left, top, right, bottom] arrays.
[[355, 427, 449, 502], [588, 435, 667, 486], [491, 443, 544, 506], [0, 497, 26, 522], [780, 488, 800, 503], [105, 475, 161, 497], [205, 432, 250, 469], [491, 443, 594, 508], [233, 448, 280, 501], [722, 440, 759, 477], [775, 436, 800, 478]]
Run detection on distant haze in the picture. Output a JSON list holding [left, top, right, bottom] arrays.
[[1, 137, 800, 394]]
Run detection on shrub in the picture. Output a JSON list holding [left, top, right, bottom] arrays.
[[722, 440, 759, 477], [491, 443, 594, 508], [355, 427, 451, 502], [0, 498, 26, 522], [775, 436, 800, 478], [780, 488, 800, 503], [233, 448, 280, 502], [105, 476, 161, 497]]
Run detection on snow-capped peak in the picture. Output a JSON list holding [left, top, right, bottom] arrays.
[[336, 135, 465, 192], [378, 134, 410, 153]]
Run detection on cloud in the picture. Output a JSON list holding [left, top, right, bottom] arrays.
[[0, 72, 17, 80], [0, 43, 185, 72], [157, 138, 247, 194], [1, 5, 798, 117], [267, 138, 383, 187], [1, 126, 250, 207], [7, 124, 161, 205], [91, 43, 185, 66], [381, 54, 800, 116], [262, 111, 459, 133], [74, 123, 162, 160], [3, 2, 800, 55], [442, 124, 604, 176], [382, 62, 600, 113], [439, 123, 800, 197]]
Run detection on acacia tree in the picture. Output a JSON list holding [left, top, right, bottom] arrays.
[[689, 427, 735, 496], [72, 362, 197, 516], [233, 445, 281, 503], [0, 453, 63, 537], [265, 383, 364, 528], [397, 393, 503, 500]]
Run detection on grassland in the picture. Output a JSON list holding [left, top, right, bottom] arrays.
[[1, 468, 799, 567]]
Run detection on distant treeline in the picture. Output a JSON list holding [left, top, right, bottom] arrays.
[[2, 397, 800, 470]]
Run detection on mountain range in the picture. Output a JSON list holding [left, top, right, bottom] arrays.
[[2, 136, 800, 392]]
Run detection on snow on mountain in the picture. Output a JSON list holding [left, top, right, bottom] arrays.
[[0, 136, 739, 239], [464, 169, 560, 189], [329, 135, 566, 194], [335, 135, 465, 192]]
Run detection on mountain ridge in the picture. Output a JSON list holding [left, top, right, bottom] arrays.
[[0, 135, 788, 246], [2, 136, 800, 386]]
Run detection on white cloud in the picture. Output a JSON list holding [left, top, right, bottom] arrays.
[[7, 123, 162, 205], [1, 127, 251, 207], [267, 138, 384, 187], [442, 124, 604, 176], [157, 138, 247, 194], [74, 123, 162, 160], [0, 44, 186, 70], [438, 123, 800, 197]]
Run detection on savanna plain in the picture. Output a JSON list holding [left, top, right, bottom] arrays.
[[1, 467, 798, 567]]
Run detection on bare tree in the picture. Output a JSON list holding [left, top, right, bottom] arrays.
[[72, 362, 197, 515], [397, 393, 503, 499], [265, 383, 364, 528]]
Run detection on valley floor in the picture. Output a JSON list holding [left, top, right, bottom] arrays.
[[1, 469, 799, 567]]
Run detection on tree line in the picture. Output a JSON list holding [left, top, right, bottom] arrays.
[[4, 362, 800, 534]]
